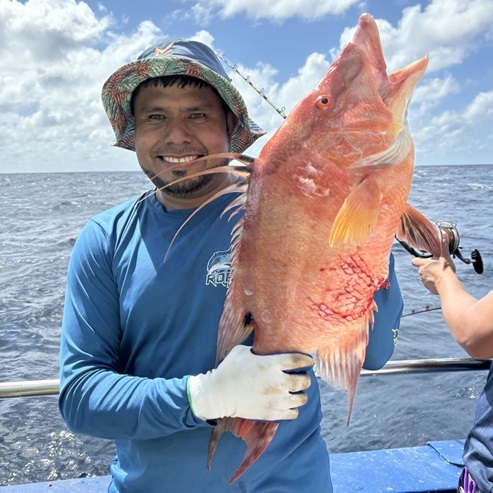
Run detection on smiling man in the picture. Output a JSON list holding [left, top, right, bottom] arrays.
[[58, 40, 402, 492], [132, 75, 238, 209]]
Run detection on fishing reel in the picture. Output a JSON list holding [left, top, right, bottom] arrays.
[[398, 221, 484, 274]]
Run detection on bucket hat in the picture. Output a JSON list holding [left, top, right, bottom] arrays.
[[101, 40, 266, 153]]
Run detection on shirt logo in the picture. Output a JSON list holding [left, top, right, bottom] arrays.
[[206, 249, 232, 287], [392, 328, 399, 345]]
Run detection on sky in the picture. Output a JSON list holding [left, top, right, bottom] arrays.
[[1, 0, 493, 173]]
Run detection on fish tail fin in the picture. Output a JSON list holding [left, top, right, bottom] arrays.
[[316, 316, 370, 425], [396, 203, 442, 257], [208, 417, 278, 483]]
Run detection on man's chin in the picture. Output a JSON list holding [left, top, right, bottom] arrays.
[[163, 176, 214, 198]]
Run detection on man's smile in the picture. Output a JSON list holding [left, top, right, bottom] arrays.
[[159, 155, 201, 164]]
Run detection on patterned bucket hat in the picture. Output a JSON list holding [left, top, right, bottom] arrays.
[[101, 40, 266, 153]]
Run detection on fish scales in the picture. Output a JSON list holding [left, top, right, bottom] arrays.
[[205, 13, 442, 484]]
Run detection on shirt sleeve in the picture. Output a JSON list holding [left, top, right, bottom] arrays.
[[362, 253, 403, 370], [58, 219, 208, 441]]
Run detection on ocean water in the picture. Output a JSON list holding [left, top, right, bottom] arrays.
[[0, 165, 492, 485]]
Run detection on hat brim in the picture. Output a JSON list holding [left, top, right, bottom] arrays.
[[101, 57, 265, 154]]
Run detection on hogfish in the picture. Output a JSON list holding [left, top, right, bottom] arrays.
[[188, 13, 442, 483]]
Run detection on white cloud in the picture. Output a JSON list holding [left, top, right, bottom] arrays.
[[413, 75, 460, 105], [395, 0, 493, 72], [190, 29, 216, 48], [190, 3, 215, 25], [0, 0, 110, 64], [411, 89, 493, 164], [336, 0, 493, 74], [463, 91, 493, 123], [276, 53, 331, 112], [187, 0, 363, 22], [0, 0, 161, 172]]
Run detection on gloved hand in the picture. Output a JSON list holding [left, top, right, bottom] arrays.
[[187, 345, 314, 421]]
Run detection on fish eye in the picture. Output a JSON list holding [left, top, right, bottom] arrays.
[[316, 95, 332, 109]]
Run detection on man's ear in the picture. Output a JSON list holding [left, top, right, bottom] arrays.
[[226, 111, 238, 140]]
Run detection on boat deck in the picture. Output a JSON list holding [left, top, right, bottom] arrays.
[[0, 439, 463, 492], [331, 440, 463, 492]]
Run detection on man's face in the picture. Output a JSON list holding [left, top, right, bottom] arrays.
[[133, 81, 236, 205]]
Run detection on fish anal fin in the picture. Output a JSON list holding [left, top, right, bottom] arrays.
[[329, 176, 382, 247], [396, 203, 441, 257], [208, 418, 278, 483], [315, 317, 370, 425]]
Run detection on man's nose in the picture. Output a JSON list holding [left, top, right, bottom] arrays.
[[164, 119, 193, 144]]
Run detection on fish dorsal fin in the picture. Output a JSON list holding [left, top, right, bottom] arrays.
[[329, 175, 382, 247], [215, 219, 254, 364], [396, 203, 442, 257], [215, 157, 259, 364]]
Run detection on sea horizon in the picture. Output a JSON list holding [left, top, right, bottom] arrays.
[[1, 161, 493, 176]]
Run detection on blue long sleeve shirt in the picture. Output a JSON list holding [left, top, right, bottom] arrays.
[[59, 191, 403, 492]]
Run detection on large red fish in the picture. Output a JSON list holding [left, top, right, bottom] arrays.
[[175, 12, 442, 484]]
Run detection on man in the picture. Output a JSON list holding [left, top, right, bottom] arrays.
[[59, 39, 403, 492], [413, 238, 493, 493]]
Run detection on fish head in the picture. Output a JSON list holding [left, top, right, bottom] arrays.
[[287, 13, 428, 171]]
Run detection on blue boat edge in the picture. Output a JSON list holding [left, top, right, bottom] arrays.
[[0, 439, 464, 492]]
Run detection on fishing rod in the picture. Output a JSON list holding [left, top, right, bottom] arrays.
[[215, 51, 287, 119], [401, 305, 442, 318]]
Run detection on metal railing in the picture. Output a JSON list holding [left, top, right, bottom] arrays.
[[360, 356, 491, 375], [0, 379, 59, 399], [0, 357, 490, 399]]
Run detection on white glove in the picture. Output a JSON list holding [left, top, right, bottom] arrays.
[[187, 345, 314, 421]]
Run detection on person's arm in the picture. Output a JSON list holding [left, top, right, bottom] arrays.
[[58, 219, 202, 441], [412, 242, 493, 359], [59, 219, 312, 441], [363, 253, 404, 370]]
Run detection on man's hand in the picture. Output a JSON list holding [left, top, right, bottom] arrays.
[[187, 345, 314, 421], [412, 234, 456, 295]]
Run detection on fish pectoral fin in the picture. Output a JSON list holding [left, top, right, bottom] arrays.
[[329, 176, 382, 246], [396, 203, 442, 257], [216, 272, 255, 365], [216, 306, 254, 365], [208, 418, 279, 483]]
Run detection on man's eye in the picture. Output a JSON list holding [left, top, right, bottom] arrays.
[[190, 113, 206, 119], [149, 114, 165, 120]]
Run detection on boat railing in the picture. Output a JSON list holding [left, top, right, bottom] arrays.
[[0, 357, 490, 399]]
